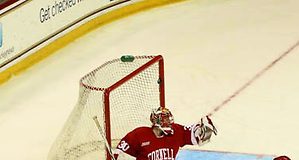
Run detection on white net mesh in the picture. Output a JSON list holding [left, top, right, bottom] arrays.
[[48, 55, 163, 160]]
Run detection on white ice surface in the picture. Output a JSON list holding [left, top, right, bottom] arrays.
[[0, 0, 299, 159]]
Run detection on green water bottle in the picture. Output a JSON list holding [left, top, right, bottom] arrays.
[[121, 55, 135, 62]]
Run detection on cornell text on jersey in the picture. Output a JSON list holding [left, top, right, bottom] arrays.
[[147, 148, 174, 160]]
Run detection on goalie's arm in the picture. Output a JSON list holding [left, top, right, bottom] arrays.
[[113, 129, 140, 159]]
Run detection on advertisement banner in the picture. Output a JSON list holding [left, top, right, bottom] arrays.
[[0, 0, 133, 70]]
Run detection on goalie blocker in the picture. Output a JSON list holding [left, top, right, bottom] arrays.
[[113, 107, 217, 160]]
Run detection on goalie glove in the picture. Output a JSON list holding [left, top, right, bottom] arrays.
[[193, 116, 217, 145]]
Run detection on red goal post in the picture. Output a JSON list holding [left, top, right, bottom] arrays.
[[48, 55, 165, 160]]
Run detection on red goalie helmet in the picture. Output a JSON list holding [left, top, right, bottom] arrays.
[[150, 107, 174, 135]]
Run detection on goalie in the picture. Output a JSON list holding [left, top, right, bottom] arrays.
[[113, 107, 217, 160]]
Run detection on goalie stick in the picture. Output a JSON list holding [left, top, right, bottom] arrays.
[[92, 116, 116, 160]]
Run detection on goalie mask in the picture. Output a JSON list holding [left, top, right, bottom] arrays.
[[150, 107, 174, 135]]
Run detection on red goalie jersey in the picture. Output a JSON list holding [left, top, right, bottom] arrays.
[[114, 107, 217, 160], [114, 123, 197, 160]]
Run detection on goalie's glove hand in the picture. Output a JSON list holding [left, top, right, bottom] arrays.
[[194, 116, 217, 145], [200, 116, 217, 135]]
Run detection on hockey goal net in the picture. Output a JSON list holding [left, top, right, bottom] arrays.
[[48, 55, 165, 160]]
